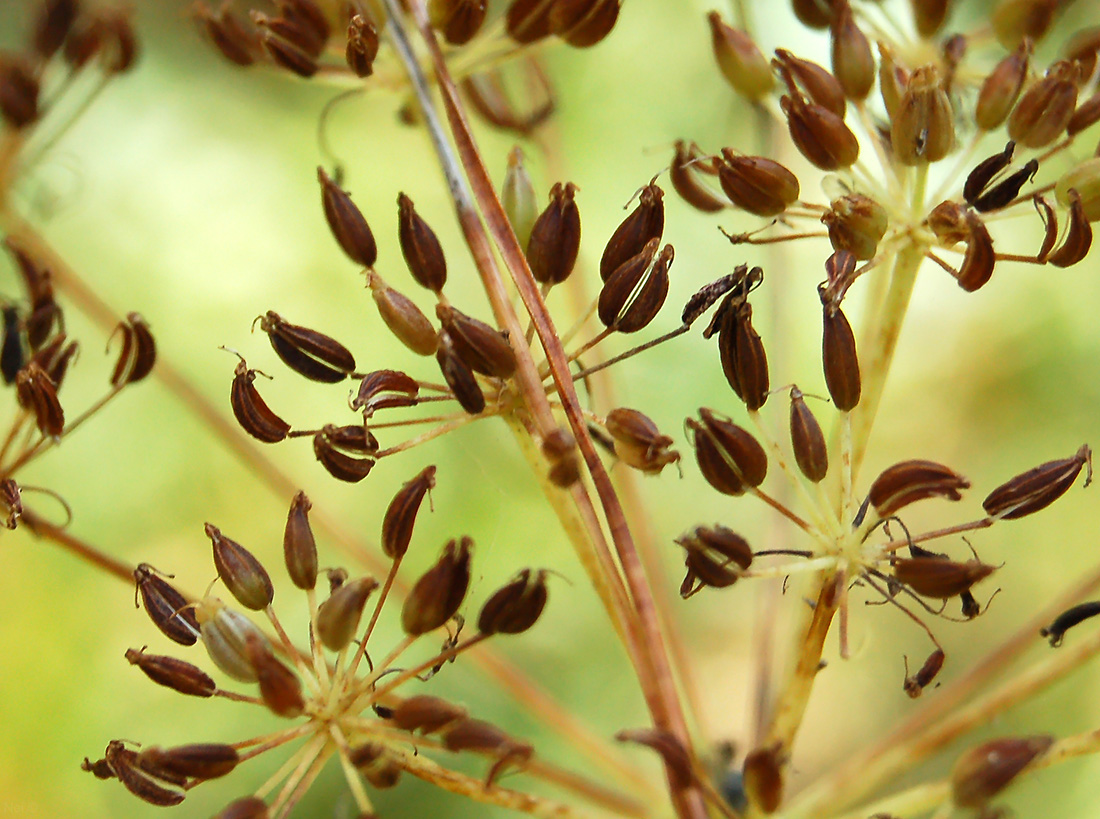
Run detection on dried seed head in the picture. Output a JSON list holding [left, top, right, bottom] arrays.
[[550, 0, 621, 48], [718, 152, 801, 216], [1046, 189, 1094, 268], [213, 796, 270, 819], [0, 58, 40, 129], [598, 241, 673, 334], [437, 304, 516, 378], [822, 194, 887, 260], [1008, 60, 1079, 149], [1056, 158, 1100, 222], [391, 694, 469, 734], [134, 563, 200, 646], [670, 141, 726, 213], [892, 65, 955, 165], [697, 408, 768, 486], [382, 465, 437, 560], [397, 193, 447, 291], [708, 11, 774, 101], [346, 14, 380, 77], [436, 331, 485, 415], [951, 735, 1053, 807], [401, 537, 473, 636], [367, 272, 439, 356], [318, 166, 377, 268], [615, 728, 694, 791], [992, 0, 1059, 48], [258, 311, 355, 382], [774, 49, 845, 117], [894, 557, 996, 599], [830, 3, 874, 101], [599, 183, 664, 282], [789, 387, 828, 483], [868, 459, 970, 518], [15, 361, 64, 437], [904, 648, 945, 698], [527, 182, 581, 285], [228, 356, 290, 444], [429, 0, 488, 46], [976, 41, 1030, 131], [821, 284, 861, 411], [781, 92, 860, 170], [478, 569, 549, 635], [196, 599, 268, 682], [605, 407, 680, 475], [349, 743, 402, 789], [244, 631, 304, 717], [313, 429, 375, 483], [137, 744, 240, 781], [283, 491, 318, 590], [983, 444, 1091, 519], [125, 648, 216, 697], [207, 523, 274, 611], [353, 369, 420, 417], [742, 744, 784, 814]]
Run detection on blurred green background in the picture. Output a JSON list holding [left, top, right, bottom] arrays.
[[1, 0, 1100, 817]]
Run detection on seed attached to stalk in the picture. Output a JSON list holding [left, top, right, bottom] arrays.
[[718, 151, 800, 216], [527, 182, 581, 285], [313, 428, 375, 483], [125, 648, 216, 698], [707, 11, 773, 100], [599, 182, 664, 281], [229, 356, 290, 443], [398, 193, 447, 291], [868, 459, 970, 518], [382, 465, 437, 560], [893, 557, 996, 599], [283, 491, 317, 590], [951, 735, 1053, 807], [789, 387, 828, 482], [256, 311, 356, 382], [436, 304, 516, 378], [318, 167, 377, 269], [478, 569, 549, 635], [346, 14, 379, 77], [604, 407, 679, 475], [207, 523, 274, 611], [402, 537, 473, 636], [903, 648, 945, 698], [983, 444, 1091, 519], [137, 743, 240, 781], [391, 694, 468, 734], [436, 331, 485, 415], [134, 563, 200, 646]]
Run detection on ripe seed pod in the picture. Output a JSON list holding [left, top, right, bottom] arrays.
[[830, 4, 874, 101], [138, 744, 240, 781], [976, 41, 1030, 131], [478, 568, 549, 634], [429, 0, 488, 46], [964, 142, 1018, 206], [125, 648, 216, 697], [550, 0, 621, 48], [599, 183, 664, 282], [598, 241, 672, 334], [992, 0, 1059, 48], [346, 14, 379, 77], [742, 744, 784, 814], [367, 272, 438, 356], [349, 742, 402, 788], [670, 141, 725, 213], [382, 465, 437, 560], [1068, 90, 1100, 136], [781, 92, 859, 170], [401, 537, 473, 636], [207, 523, 274, 611], [894, 557, 996, 599], [134, 563, 201, 646], [892, 65, 955, 165], [527, 182, 581, 285], [436, 304, 516, 378], [318, 166, 377, 268], [687, 419, 746, 496], [789, 387, 828, 482], [283, 491, 318, 590], [615, 728, 693, 790], [1046, 190, 1093, 268], [195, 598, 268, 682], [101, 741, 186, 806], [983, 444, 1091, 519], [698, 408, 768, 486], [1041, 601, 1100, 646], [353, 369, 420, 416], [676, 525, 753, 592], [956, 213, 996, 292], [229, 356, 290, 444], [194, 3, 260, 66], [109, 312, 157, 386], [774, 49, 845, 117], [904, 648, 945, 698], [261, 30, 318, 77], [719, 301, 770, 411], [1008, 61, 1079, 149], [604, 407, 679, 475], [398, 193, 447, 291], [15, 361, 64, 437], [505, 0, 554, 44], [31, 334, 77, 391], [212, 796, 269, 819], [951, 735, 1053, 807], [821, 295, 860, 411], [313, 429, 375, 483], [792, 0, 835, 28], [868, 459, 970, 518], [391, 694, 468, 734], [436, 331, 485, 415], [321, 423, 378, 455], [718, 152, 800, 217], [707, 11, 774, 101], [244, 631, 304, 717], [257, 311, 355, 382], [822, 194, 887, 260]]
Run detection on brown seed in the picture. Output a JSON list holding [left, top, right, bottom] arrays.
[[391, 694, 468, 734], [138, 744, 240, 781], [669, 142, 725, 213], [992, 0, 1059, 48], [983, 444, 1091, 519], [257, 311, 355, 382], [429, 0, 488, 45], [251, 11, 321, 59], [600, 241, 672, 334], [478, 568, 549, 634], [1047, 189, 1093, 268], [781, 92, 860, 170], [103, 741, 185, 807], [436, 304, 516, 378], [436, 331, 485, 415], [213, 796, 270, 819], [830, 3, 874, 101], [16, 361, 64, 437], [707, 11, 774, 101], [244, 631, 304, 717], [791, 0, 836, 28], [28, 332, 75, 392], [194, 2, 261, 66], [682, 266, 759, 328], [207, 522, 273, 611], [976, 41, 1030, 131], [401, 537, 473, 636], [550, 0, 620, 48], [789, 387, 828, 483], [527, 182, 582, 284], [697, 408, 768, 486], [605, 407, 680, 475], [951, 735, 1054, 807], [382, 465, 437, 560], [892, 65, 955, 165], [718, 151, 800, 217], [676, 525, 753, 592], [687, 419, 747, 496], [956, 213, 996, 292], [108, 312, 156, 386], [903, 648, 945, 698], [743, 744, 784, 814], [367, 272, 439, 356], [346, 13, 380, 77], [0, 58, 40, 129], [1, 306, 24, 385], [774, 49, 845, 117], [313, 430, 375, 483], [505, 0, 555, 44], [125, 648, 216, 697], [316, 577, 378, 651], [614, 728, 693, 790], [283, 490, 318, 590], [320, 422, 378, 455], [599, 183, 664, 282], [34, 0, 79, 58], [134, 563, 200, 646], [349, 742, 402, 788], [720, 301, 770, 411], [397, 193, 447, 291], [260, 30, 317, 77], [822, 194, 887, 260], [229, 357, 290, 443], [894, 557, 995, 599], [318, 166, 377, 269], [821, 290, 861, 411], [868, 459, 970, 518], [964, 141, 1018, 205], [352, 369, 420, 417], [1008, 60, 1079, 149], [1068, 91, 1100, 136], [911, 0, 951, 37]]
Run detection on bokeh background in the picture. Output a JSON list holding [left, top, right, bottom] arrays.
[[1, 0, 1100, 816]]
